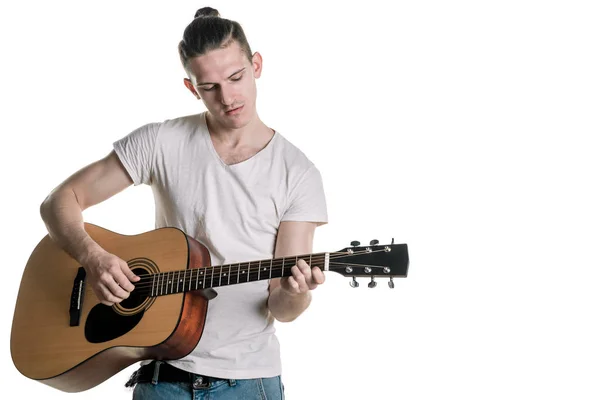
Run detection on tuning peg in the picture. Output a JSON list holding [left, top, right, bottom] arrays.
[[391, 238, 395, 244], [350, 241, 360, 247], [368, 277, 377, 288], [370, 239, 379, 246], [388, 277, 395, 289], [349, 277, 359, 288]]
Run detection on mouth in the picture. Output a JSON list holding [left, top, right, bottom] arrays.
[[225, 105, 244, 115]]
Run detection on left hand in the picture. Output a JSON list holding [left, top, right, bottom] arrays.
[[280, 259, 325, 296]]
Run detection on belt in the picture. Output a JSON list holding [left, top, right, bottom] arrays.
[[125, 361, 224, 389]]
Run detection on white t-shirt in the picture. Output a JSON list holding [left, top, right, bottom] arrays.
[[113, 112, 328, 379]]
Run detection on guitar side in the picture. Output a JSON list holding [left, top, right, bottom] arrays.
[[10, 223, 211, 392]]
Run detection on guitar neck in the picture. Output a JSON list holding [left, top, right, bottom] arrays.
[[135, 252, 330, 297]]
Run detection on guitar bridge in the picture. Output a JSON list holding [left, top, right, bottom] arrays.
[[69, 267, 86, 326]]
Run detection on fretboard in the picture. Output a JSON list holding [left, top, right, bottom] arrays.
[[135, 252, 329, 297]]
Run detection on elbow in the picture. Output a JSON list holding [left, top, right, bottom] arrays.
[[39, 187, 79, 222], [39, 194, 54, 222], [273, 314, 298, 323]]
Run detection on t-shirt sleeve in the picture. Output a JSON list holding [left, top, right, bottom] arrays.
[[281, 164, 328, 226], [112, 123, 160, 186]]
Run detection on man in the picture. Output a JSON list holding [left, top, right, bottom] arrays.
[[39, 7, 327, 399]]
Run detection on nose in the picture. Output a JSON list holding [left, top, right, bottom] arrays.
[[220, 85, 235, 106]]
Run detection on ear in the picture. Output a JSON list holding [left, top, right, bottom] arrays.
[[183, 78, 201, 99], [251, 52, 263, 79]]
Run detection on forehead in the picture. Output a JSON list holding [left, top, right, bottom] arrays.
[[187, 41, 249, 82]]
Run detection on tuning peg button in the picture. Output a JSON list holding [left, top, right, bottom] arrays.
[[350, 241, 360, 247], [368, 277, 377, 288], [370, 239, 379, 246], [388, 277, 395, 289], [349, 277, 359, 288]]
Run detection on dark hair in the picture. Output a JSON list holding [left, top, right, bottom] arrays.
[[178, 7, 253, 72]]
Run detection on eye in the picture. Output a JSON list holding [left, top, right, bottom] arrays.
[[231, 74, 243, 82], [201, 86, 216, 92]]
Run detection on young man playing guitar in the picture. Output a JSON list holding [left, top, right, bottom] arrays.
[[39, 7, 328, 399]]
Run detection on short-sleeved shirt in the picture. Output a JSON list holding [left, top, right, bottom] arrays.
[[113, 112, 328, 379]]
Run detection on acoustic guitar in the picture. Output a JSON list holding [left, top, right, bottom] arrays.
[[10, 223, 409, 392]]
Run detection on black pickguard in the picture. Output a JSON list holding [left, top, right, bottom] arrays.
[[84, 304, 144, 343]]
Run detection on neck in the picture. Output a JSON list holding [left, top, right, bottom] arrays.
[[206, 111, 270, 147], [133, 252, 330, 297]]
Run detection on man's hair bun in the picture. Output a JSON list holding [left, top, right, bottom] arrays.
[[194, 7, 220, 19]]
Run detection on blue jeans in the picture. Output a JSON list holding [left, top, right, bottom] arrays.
[[132, 376, 285, 399]]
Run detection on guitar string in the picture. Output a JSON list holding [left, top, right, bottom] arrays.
[[130, 261, 393, 296], [130, 248, 390, 284], [129, 262, 389, 292], [129, 250, 390, 282], [128, 250, 395, 292], [129, 249, 389, 286]]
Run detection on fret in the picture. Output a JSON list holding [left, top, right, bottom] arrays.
[[247, 262, 251, 282], [156, 273, 160, 296], [203, 267, 206, 289], [210, 266, 215, 288], [258, 260, 261, 281], [151, 273, 156, 297], [237, 263, 240, 284], [176, 270, 181, 293], [269, 258, 272, 279], [219, 265, 223, 287], [188, 269, 192, 291], [160, 272, 164, 296]]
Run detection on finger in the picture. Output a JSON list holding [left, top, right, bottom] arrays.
[[312, 267, 326, 285], [297, 259, 310, 271], [101, 273, 131, 299], [291, 266, 309, 292], [97, 285, 120, 306], [300, 262, 313, 286], [286, 276, 300, 293], [121, 261, 140, 283], [115, 265, 136, 291]]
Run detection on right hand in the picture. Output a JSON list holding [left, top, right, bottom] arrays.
[[82, 250, 140, 306]]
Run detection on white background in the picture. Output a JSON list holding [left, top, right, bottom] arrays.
[[1, 1, 599, 399]]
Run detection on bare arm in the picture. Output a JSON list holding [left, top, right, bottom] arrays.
[[268, 221, 325, 322], [40, 150, 138, 305]]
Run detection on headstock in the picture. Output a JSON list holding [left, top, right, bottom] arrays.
[[329, 239, 409, 288]]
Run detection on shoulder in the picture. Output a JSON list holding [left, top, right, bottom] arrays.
[[157, 112, 206, 135], [273, 132, 317, 173]]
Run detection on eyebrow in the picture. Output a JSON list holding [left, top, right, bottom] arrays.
[[196, 68, 246, 86]]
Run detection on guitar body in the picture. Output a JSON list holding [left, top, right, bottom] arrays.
[[10, 223, 211, 392]]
